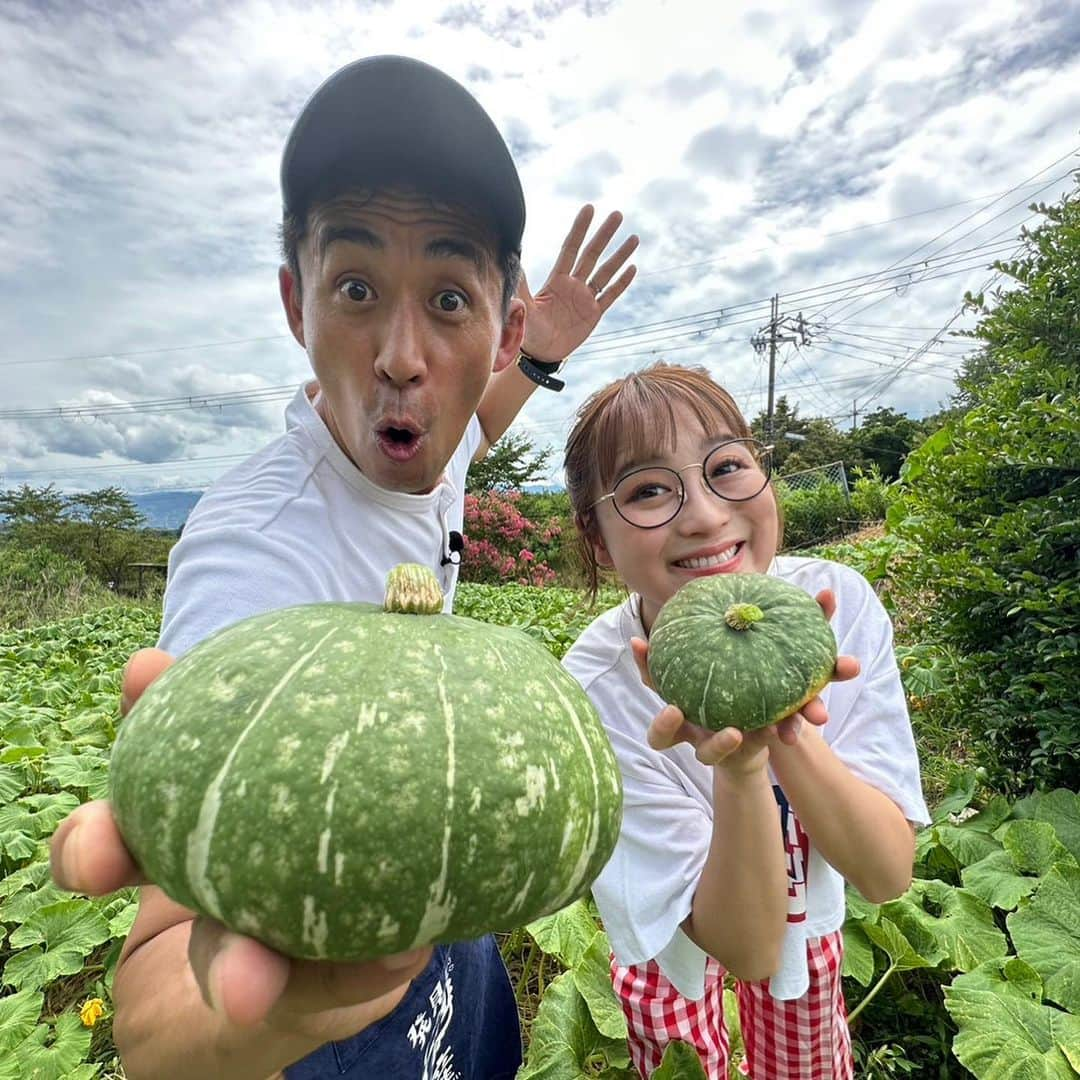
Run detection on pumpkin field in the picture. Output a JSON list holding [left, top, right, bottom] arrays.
[[2, 197, 1079, 1077], [2, 558, 1079, 1079]]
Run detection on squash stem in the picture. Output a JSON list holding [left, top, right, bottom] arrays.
[[724, 603, 764, 631], [846, 961, 897, 1025]]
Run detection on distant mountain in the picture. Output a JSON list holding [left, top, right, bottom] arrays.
[[128, 482, 562, 531], [131, 490, 203, 531]]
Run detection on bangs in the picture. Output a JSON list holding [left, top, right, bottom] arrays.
[[584, 374, 751, 495]]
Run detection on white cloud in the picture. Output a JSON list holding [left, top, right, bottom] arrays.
[[1, 0, 1077, 492]]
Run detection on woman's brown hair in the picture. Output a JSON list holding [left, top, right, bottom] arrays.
[[564, 362, 781, 599]]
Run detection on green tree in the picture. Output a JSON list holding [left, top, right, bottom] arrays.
[[849, 407, 923, 480], [780, 417, 852, 474], [466, 431, 554, 493], [749, 397, 810, 471], [66, 486, 145, 531], [0, 484, 165, 592], [893, 191, 1080, 791], [0, 483, 68, 527], [950, 344, 1006, 411]]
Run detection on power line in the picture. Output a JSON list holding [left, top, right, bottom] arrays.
[[853, 248, 1018, 413], [631, 177, 1074, 281], [0, 239, 1016, 424], [2, 452, 253, 480], [0, 335, 291, 370], [582, 235, 1018, 346], [812, 151, 1078, 319], [811, 156, 1078, 327], [808, 344, 959, 381]]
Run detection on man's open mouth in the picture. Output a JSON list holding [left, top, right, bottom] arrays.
[[376, 424, 424, 462]]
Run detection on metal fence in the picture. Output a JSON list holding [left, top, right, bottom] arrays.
[[773, 461, 855, 550]]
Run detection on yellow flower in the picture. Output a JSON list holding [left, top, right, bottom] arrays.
[[79, 998, 106, 1028]]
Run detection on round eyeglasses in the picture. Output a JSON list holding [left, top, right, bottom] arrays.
[[589, 439, 773, 529]]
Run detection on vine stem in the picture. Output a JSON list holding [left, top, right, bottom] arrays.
[[846, 961, 897, 1025], [514, 941, 537, 1003]]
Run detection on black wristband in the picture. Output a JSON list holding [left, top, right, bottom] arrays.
[[517, 350, 565, 391]]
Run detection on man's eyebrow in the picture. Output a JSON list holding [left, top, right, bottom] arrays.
[[425, 236, 489, 275], [315, 225, 383, 259]]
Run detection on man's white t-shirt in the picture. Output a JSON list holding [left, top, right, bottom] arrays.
[[562, 555, 931, 1002], [159, 381, 482, 657]]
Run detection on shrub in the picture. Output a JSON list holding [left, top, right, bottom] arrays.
[[890, 195, 1080, 792], [776, 478, 852, 549], [849, 464, 899, 523], [461, 490, 561, 587], [0, 543, 114, 628]]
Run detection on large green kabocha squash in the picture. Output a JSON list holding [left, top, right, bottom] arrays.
[[647, 573, 837, 732], [109, 565, 623, 962]]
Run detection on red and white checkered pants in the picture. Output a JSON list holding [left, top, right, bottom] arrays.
[[611, 930, 851, 1079]]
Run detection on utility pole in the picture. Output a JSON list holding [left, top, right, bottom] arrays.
[[852, 400, 859, 431], [766, 294, 778, 440], [751, 295, 815, 441]]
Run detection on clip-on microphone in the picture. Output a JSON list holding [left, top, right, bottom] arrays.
[[441, 530, 465, 566]]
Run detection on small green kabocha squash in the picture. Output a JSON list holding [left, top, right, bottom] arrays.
[[647, 572, 837, 731]]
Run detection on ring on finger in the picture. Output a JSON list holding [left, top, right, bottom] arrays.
[[588, 280, 601, 296]]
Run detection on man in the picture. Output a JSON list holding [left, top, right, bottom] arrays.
[[50, 56, 637, 1079]]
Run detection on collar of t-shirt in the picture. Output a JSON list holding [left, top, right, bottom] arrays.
[[291, 380, 458, 514]]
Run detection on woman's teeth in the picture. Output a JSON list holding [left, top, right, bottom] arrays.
[[676, 544, 739, 569]]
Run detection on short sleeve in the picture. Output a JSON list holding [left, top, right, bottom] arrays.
[[158, 526, 329, 657]]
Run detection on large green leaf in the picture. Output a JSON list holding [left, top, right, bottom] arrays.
[[881, 881, 1008, 972], [963, 796, 1013, 834], [961, 819, 1078, 915], [0, 987, 43, 1054], [945, 961, 1080, 1079], [18, 793, 82, 838], [930, 771, 978, 823], [844, 887, 880, 924], [0, 765, 25, 804], [0, 804, 39, 861], [1008, 864, 1080, 1014], [1002, 820, 1079, 876], [41, 751, 110, 801], [55, 1067, 102, 1080], [1011, 790, 1080, 862], [934, 823, 1004, 870], [0, 860, 51, 900], [862, 917, 931, 973], [517, 970, 630, 1079], [572, 932, 627, 1042], [96, 892, 139, 939], [842, 919, 876, 987], [962, 850, 1040, 912], [2, 900, 111, 991], [3, 1013, 93, 1080], [527, 899, 601, 970], [0, 882, 72, 931], [651, 1040, 708, 1079]]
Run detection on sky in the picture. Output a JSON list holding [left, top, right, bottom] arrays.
[[1, 0, 1078, 494]]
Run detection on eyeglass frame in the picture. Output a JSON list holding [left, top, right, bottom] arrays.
[[588, 438, 774, 530]]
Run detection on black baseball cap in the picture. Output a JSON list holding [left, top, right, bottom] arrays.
[[281, 56, 525, 254]]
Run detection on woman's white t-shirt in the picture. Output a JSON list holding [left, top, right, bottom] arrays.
[[562, 555, 931, 1002]]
